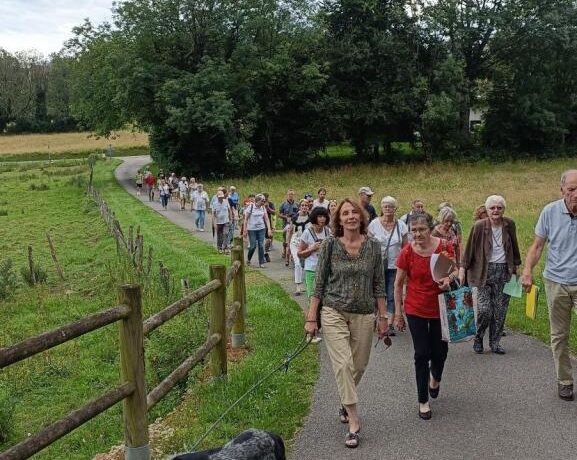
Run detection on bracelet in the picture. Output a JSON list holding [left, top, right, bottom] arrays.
[[305, 320, 317, 323]]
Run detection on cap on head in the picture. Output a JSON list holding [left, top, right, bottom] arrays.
[[358, 186, 374, 196]]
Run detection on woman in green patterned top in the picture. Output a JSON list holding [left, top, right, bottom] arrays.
[[305, 198, 388, 449]]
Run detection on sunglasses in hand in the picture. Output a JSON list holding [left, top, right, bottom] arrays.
[[374, 334, 392, 353]]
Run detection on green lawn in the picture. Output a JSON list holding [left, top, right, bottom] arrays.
[[0, 158, 317, 458]]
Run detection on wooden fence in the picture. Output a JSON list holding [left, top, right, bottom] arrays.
[[0, 237, 247, 460], [88, 186, 152, 275]]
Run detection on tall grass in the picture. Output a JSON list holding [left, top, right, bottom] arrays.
[[0, 130, 148, 156]]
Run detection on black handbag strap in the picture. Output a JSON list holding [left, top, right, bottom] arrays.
[[383, 221, 399, 257]]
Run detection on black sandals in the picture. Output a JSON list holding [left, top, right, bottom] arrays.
[[345, 430, 360, 448], [339, 406, 349, 424]]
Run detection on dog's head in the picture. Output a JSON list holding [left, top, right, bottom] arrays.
[[170, 429, 285, 460]]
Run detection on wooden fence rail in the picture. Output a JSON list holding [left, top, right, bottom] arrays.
[[0, 237, 248, 460], [0, 383, 135, 460], [0, 304, 131, 369], [143, 279, 221, 336]]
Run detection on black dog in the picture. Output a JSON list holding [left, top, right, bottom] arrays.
[[171, 429, 286, 460]]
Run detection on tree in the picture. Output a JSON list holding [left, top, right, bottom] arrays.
[[484, 0, 577, 154], [68, 0, 333, 174], [421, 0, 508, 136], [0, 49, 48, 131], [321, 0, 423, 158]]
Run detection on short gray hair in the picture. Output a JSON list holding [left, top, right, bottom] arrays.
[[485, 195, 506, 210], [380, 196, 398, 208], [438, 201, 452, 211], [255, 193, 265, 202], [437, 206, 457, 223], [561, 169, 577, 185]]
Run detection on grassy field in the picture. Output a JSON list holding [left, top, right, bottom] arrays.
[[201, 157, 577, 350], [0, 130, 149, 161], [0, 159, 317, 458]]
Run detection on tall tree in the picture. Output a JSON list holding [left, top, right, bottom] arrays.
[[484, 0, 577, 153], [68, 0, 332, 174], [322, 0, 423, 158], [420, 0, 507, 135]]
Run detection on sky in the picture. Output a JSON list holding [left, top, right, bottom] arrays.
[[0, 0, 115, 56]]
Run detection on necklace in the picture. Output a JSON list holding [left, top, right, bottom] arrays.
[[492, 226, 503, 247]]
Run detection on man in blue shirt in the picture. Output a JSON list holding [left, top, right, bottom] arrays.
[[522, 169, 577, 401], [228, 186, 239, 209]]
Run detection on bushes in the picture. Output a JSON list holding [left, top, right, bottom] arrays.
[[0, 258, 18, 300], [69, 175, 86, 188], [20, 262, 48, 286], [29, 183, 50, 191]]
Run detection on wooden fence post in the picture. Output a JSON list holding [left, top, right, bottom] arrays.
[[128, 225, 134, 255], [231, 247, 245, 348], [209, 265, 227, 377], [118, 284, 150, 460], [234, 236, 247, 319], [27, 245, 36, 284], [46, 232, 65, 282]]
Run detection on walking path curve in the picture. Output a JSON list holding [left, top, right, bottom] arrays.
[[116, 156, 577, 460]]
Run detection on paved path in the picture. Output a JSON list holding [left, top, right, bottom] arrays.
[[116, 157, 577, 460]]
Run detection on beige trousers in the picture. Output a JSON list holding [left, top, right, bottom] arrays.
[[321, 307, 374, 406], [544, 279, 577, 385]]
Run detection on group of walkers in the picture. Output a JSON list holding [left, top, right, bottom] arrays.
[[135, 169, 242, 254], [304, 169, 577, 449], [135, 166, 577, 449]]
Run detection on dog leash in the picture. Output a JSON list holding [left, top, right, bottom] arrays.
[[189, 333, 312, 451]]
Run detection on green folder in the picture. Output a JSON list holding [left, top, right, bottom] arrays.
[[503, 274, 523, 298]]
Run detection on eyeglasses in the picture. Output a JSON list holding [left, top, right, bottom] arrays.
[[374, 335, 392, 353], [488, 206, 503, 210]]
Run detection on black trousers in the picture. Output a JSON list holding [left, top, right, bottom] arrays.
[[407, 314, 449, 403]]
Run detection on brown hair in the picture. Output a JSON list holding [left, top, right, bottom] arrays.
[[473, 205, 487, 221], [331, 198, 369, 237]]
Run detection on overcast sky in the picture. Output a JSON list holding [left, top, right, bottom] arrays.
[[0, 0, 115, 56]]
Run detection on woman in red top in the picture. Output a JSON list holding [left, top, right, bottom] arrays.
[[394, 212, 456, 420]]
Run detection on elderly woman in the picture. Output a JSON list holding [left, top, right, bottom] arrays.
[[242, 193, 272, 268], [432, 206, 462, 267], [394, 212, 456, 420], [287, 199, 311, 292], [305, 199, 387, 448], [459, 195, 521, 355], [368, 196, 408, 335]]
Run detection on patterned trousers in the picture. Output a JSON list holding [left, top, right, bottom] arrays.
[[475, 263, 511, 349]]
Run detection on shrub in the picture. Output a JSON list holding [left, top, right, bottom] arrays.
[[20, 263, 48, 286], [69, 175, 86, 188], [0, 258, 18, 300], [29, 183, 49, 191]]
